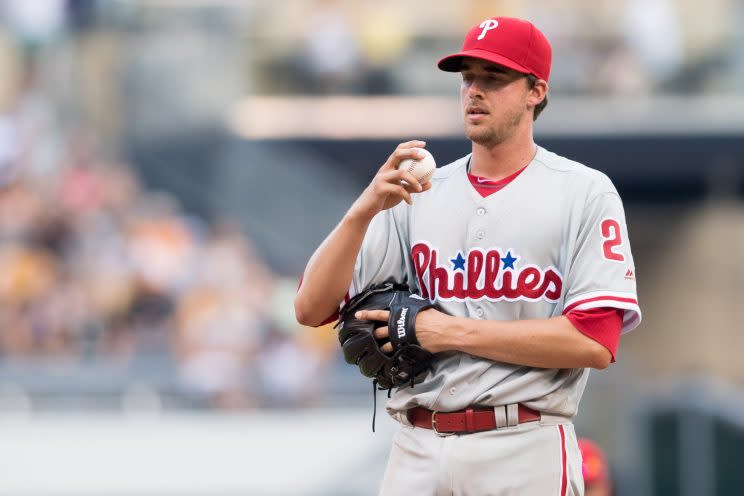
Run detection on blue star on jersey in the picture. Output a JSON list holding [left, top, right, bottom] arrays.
[[450, 252, 466, 271], [501, 251, 518, 270], [450, 251, 517, 271]]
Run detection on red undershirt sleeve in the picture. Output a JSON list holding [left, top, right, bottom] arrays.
[[565, 307, 624, 362], [318, 307, 341, 326]]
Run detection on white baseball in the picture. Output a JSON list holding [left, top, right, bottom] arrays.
[[398, 148, 436, 184]]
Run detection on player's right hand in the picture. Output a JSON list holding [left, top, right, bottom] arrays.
[[350, 140, 433, 220]]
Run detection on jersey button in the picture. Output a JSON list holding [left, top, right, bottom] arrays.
[[475, 230, 485, 240], [476, 207, 486, 216], [476, 308, 484, 318], [449, 387, 456, 395]]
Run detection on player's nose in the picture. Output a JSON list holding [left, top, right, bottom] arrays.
[[465, 78, 487, 98]]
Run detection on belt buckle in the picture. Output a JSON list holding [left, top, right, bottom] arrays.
[[431, 411, 455, 437]]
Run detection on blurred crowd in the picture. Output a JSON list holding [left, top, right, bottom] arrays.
[[250, 0, 743, 96], [0, 0, 362, 412], [2, 0, 742, 101], [0, 118, 339, 410]]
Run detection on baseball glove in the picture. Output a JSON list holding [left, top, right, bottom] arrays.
[[336, 282, 438, 390]]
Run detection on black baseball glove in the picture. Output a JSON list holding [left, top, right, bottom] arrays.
[[336, 282, 438, 390]]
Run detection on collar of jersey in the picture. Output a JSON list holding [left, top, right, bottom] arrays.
[[466, 164, 528, 188]]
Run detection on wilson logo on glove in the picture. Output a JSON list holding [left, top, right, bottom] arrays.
[[396, 307, 408, 338]]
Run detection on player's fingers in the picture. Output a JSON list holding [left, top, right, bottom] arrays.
[[378, 182, 414, 205], [400, 181, 422, 194], [381, 342, 393, 354], [382, 147, 426, 171], [381, 170, 422, 194], [380, 169, 422, 192], [393, 147, 426, 161], [396, 170, 423, 192], [398, 187, 414, 205], [421, 181, 433, 192], [355, 309, 389, 321], [373, 326, 388, 339], [396, 140, 426, 150]]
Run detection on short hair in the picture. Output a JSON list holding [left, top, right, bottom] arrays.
[[526, 74, 548, 121]]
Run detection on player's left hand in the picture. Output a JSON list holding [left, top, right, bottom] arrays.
[[355, 308, 453, 354]]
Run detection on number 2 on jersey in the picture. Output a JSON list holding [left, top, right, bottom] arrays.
[[600, 219, 625, 262]]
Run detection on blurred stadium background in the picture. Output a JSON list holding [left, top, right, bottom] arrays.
[[0, 0, 742, 495]]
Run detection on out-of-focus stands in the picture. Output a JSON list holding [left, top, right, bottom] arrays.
[[3, 0, 743, 150], [0, 137, 341, 411], [247, 0, 744, 96]]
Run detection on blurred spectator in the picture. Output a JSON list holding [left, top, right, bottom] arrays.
[[355, 1, 411, 94], [622, 0, 683, 87], [0, 30, 22, 113], [299, 0, 360, 94], [173, 221, 274, 408], [256, 325, 326, 407], [256, 278, 338, 406], [1, 0, 66, 48], [66, 0, 98, 33], [578, 437, 613, 496], [593, 39, 652, 95], [174, 286, 261, 409]]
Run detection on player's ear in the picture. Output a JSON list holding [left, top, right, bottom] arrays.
[[526, 78, 548, 107]]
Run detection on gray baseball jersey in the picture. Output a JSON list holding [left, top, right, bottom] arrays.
[[347, 145, 641, 421]]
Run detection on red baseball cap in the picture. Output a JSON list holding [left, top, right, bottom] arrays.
[[438, 17, 552, 82]]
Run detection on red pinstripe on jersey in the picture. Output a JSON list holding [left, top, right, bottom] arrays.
[[559, 425, 568, 496], [563, 295, 638, 315]]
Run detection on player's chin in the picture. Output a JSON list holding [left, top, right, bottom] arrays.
[[464, 126, 496, 146]]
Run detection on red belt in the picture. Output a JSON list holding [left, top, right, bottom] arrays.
[[408, 404, 541, 435]]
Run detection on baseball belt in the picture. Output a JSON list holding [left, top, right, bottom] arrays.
[[408, 404, 541, 435]]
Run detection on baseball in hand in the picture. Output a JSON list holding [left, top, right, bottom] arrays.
[[398, 148, 436, 185]]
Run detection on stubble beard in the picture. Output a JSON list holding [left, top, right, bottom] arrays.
[[465, 106, 525, 148]]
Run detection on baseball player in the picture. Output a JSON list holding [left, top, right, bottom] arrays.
[[295, 16, 641, 496]]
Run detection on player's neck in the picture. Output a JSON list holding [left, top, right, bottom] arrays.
[[470, 133, 537, 181]]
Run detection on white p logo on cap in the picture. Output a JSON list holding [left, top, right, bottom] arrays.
[[477, 19, 499, 40]]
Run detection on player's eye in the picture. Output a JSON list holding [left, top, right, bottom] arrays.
[[488, 71, 509, 81]]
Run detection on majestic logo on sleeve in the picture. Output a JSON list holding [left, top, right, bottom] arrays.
[[411, 242, 563, 302]]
